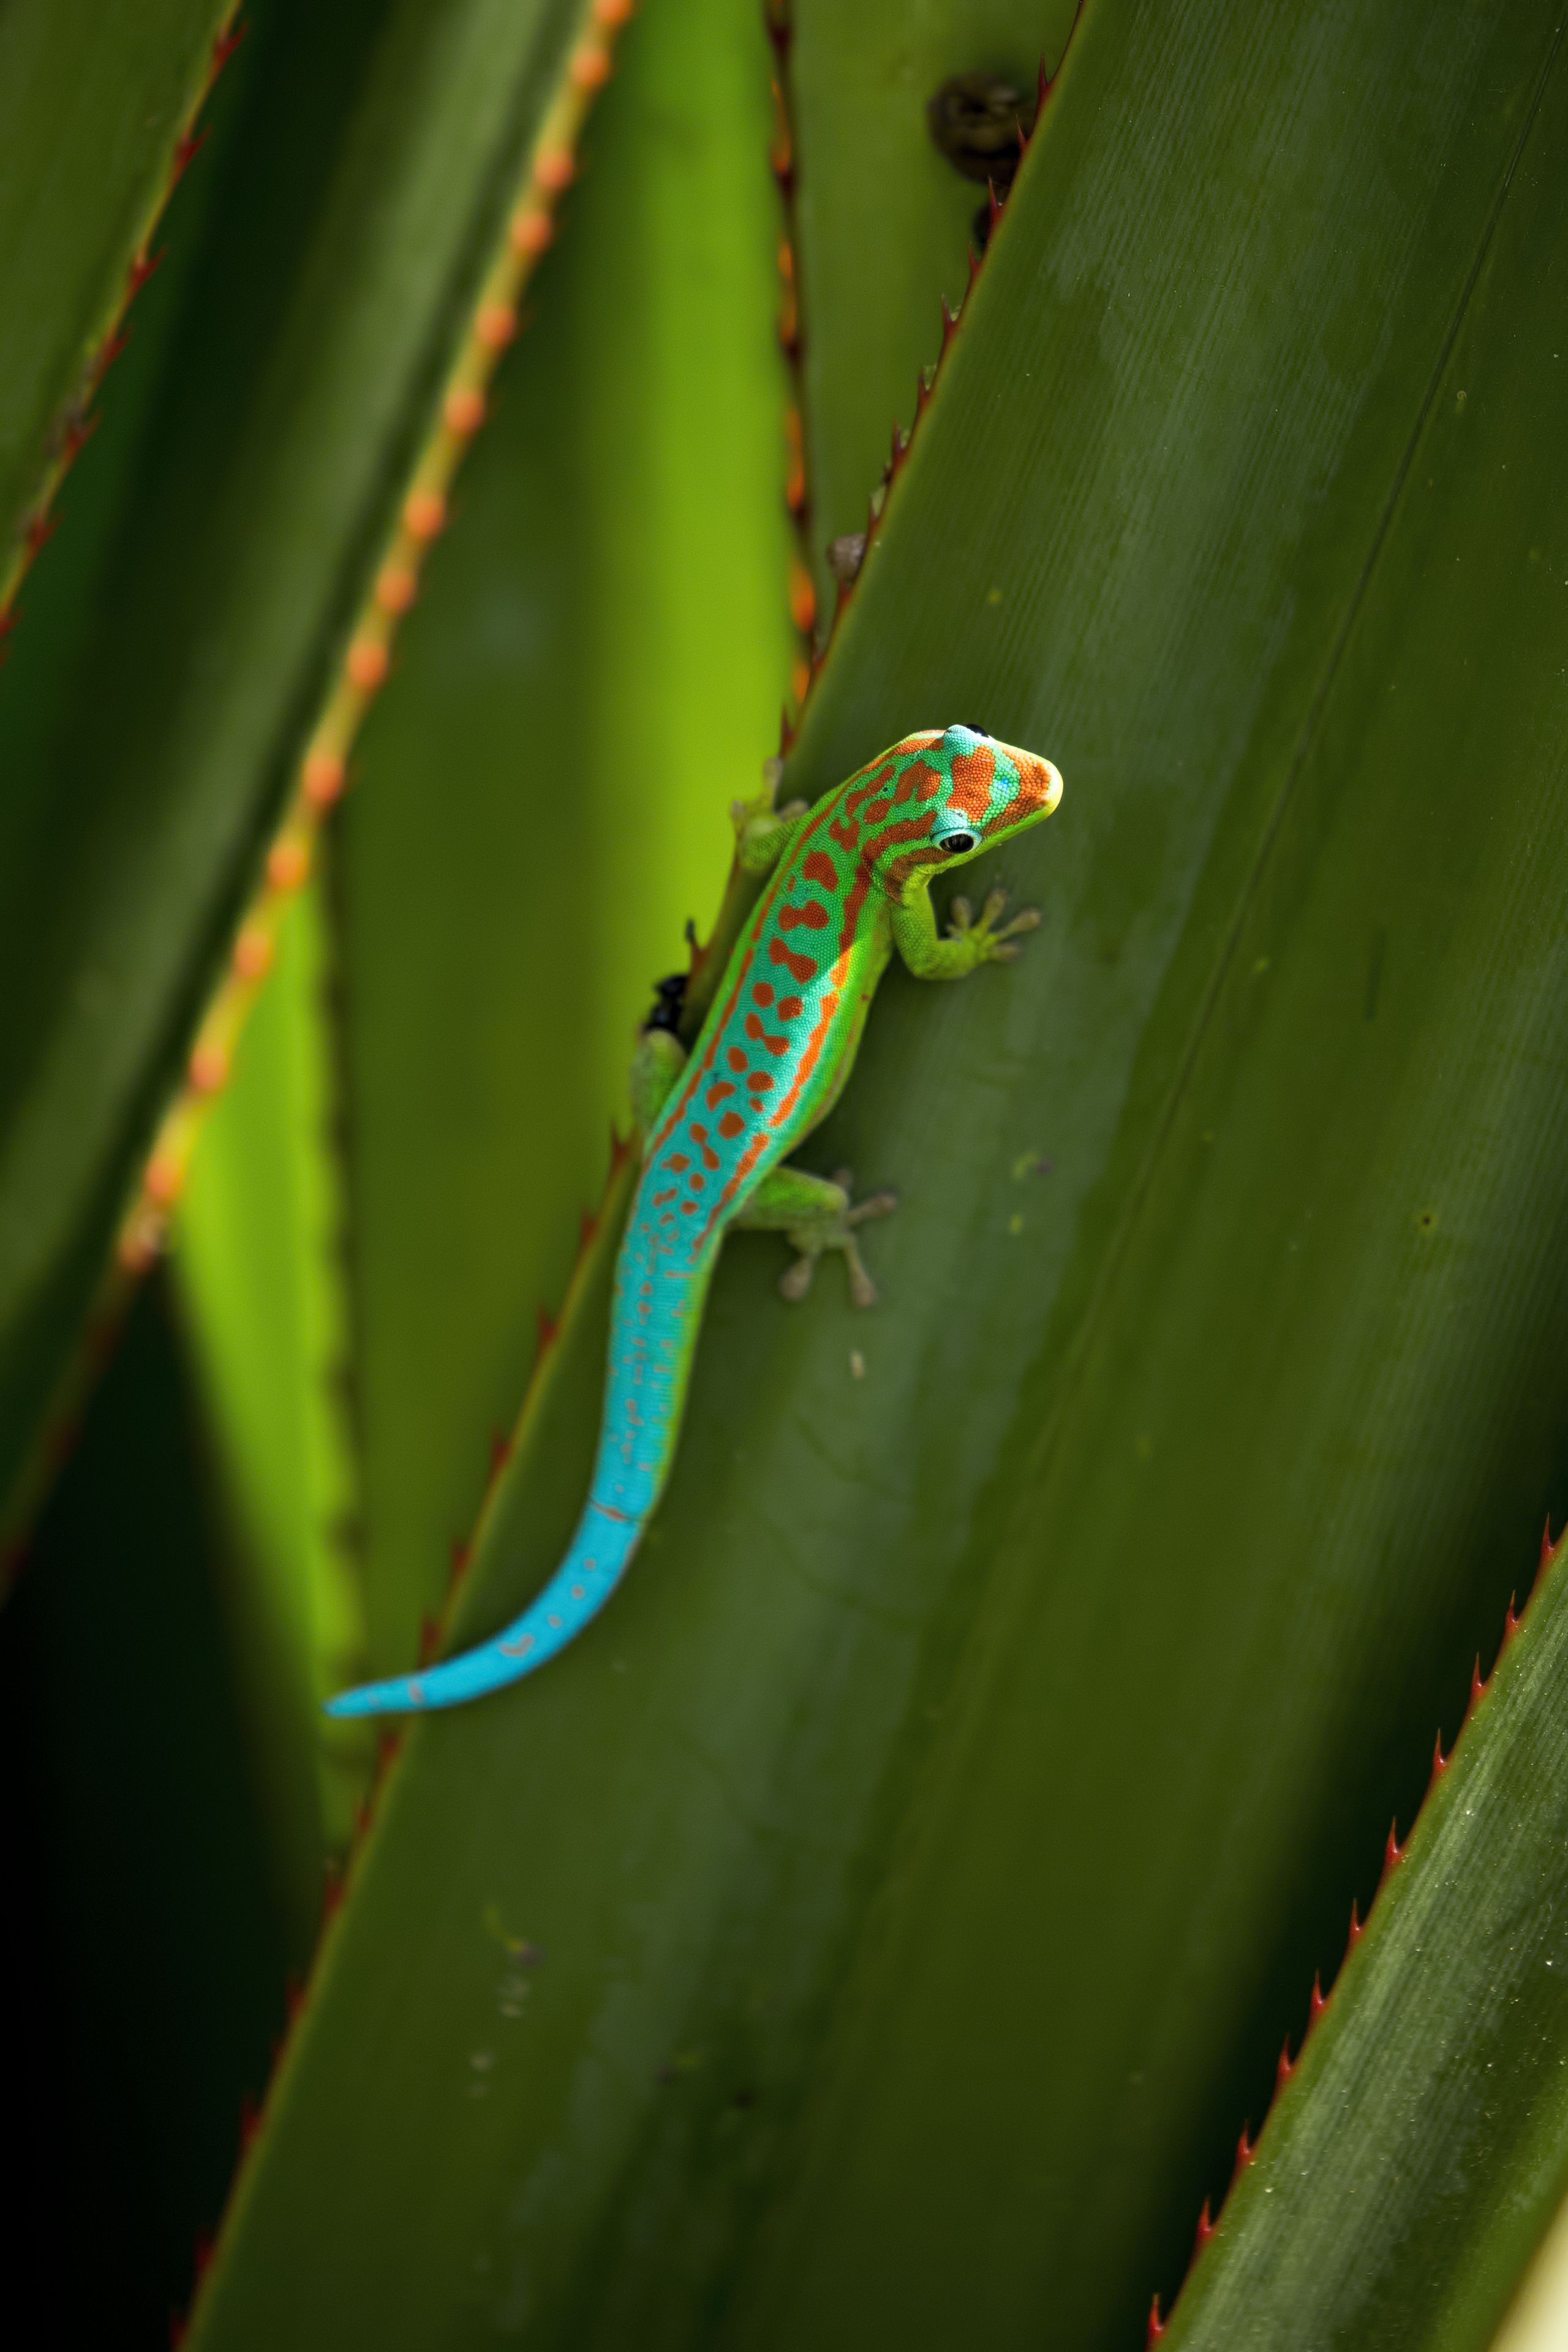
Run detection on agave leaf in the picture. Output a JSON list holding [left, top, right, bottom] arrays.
[[0, 0, 236, 599], [174, 879, 364, 1877], [0, 0, 596, 1550], [789, 0, 1080, 597], [1163, 1550, 1568, 2351], [334, 0, 793, 1677], [185, 1, 1568, 2345]]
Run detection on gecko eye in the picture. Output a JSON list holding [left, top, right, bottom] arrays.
[[937, 829, 977, 855]]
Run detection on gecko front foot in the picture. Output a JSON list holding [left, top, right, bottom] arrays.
[[945, 886, 1041, 965]]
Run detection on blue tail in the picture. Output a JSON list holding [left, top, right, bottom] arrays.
[[323, 1502, 644, 1717], [324, 1201, 714, 1719]]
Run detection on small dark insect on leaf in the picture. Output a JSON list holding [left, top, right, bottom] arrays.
[[925, 73, 1035, 187]]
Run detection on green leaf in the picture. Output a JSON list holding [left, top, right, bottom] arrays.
[[1164, 1548, 1568, 2351], [790, 0, 1080, 598], [334, 0, 793, 1676], [0, 0, 597, 1550], [185, 2, 1568, 2345], [0, 0, 235, 590], [174, 878, 364, 1882]]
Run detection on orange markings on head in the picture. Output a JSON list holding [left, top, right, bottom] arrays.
[[233, 925, 272, 981], [802, 850, 837, 889], [535, 145, 575, 193], [475, 303, 518, 351], [145, 1153, 183, 1208], [509, 208, 554, 258], [948, 746, 995, 821], [268, 839, 311, 892], [718, 1110, 745, 1139], [302, 750, 346, 808], [404, 489, 447, 540], [188, 1042, 228, 1095], [570, 42, 611, 89], [346, 637, 388, 690], [375, 564, 417, 614], [907, 759, 943, 801], [443, 386, 485, 435]]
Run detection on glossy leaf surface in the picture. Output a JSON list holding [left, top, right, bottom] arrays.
[[187, 2, 1568, 2346]]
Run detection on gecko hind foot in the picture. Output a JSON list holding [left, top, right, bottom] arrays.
[[778, 1171, 898, 1309]]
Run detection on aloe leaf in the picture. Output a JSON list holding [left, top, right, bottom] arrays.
[[0, 0, 598, 1550], [184, 2, 1568, 2345], [173, 878, 364, 1882], [334, 0, 792, 1676], [0, 0, 237, 606], [1162, 1544, 1568, 2351], [788, 0, 1080, 598]]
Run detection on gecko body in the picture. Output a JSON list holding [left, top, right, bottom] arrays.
[[326, 723, 1061, 1717]]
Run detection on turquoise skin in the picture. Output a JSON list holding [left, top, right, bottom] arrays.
[[325, 723, 1061, 1718]]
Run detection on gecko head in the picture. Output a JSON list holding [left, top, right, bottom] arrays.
[[866, 724, 1063, 899]]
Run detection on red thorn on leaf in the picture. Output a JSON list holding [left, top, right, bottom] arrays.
[[284, 1974, 304, 2022], [1036, 55, 1052, 118], [1379, 1820, 1405, 1886], [1275, 2034, 1295, 2092], [322, 1871, 345, 1921], [193, 2231, 214, 2280], [537, 1305, 559, 1353], [212, 19, 249, 70], [170, 127, 209, 184], [1431, 1727, 1449, 1781], [1542, 1515, 1558, 1577], [1467, 1654, 1487, 1719], [1146, 2295, 1166, 2345], [1308, 1970, 1327, 2027], [1233, 2122, 1255, 2179], [96, 326, 130, 374], [239, 2092, 260, 2150], [1345, 1901, 1363, 1962], [1194, 2198, 1215, 2254], [417, 1613, 440, 1665], [24, 509, 58, 554], [940, 296, 957, 346], [450, 1538, 470, 1584], [126, 246, 164, 295], [1503, 1590, 1520, 1645], [581, 1208, 599, 1251], [61, 409, 99, 458], [490, 1427, 513, 1474]]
